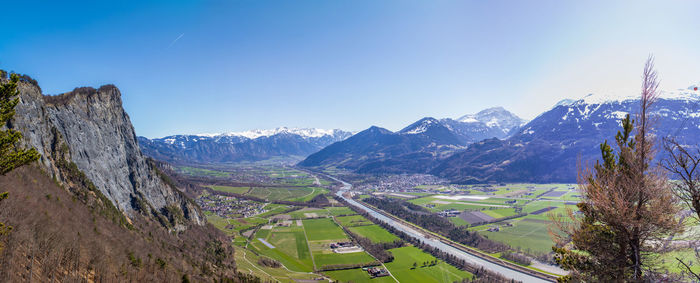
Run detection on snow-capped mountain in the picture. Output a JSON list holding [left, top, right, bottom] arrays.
[[399, 117, 464, 146], [441, 107, 526, 143], [198, 127, 346, 140], [138, 128, 352, 164], [432, 84, 700, 183]]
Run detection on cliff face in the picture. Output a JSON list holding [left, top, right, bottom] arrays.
[[11, 82, 203, 227]]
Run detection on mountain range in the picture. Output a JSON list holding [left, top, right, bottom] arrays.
[[432, 84, 700, 183], [138, 127, 352, 164], [299, 108, 526, 173], [300, 84, 700, 183]]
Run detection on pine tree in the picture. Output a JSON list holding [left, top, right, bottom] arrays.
[[0, 73, 41, 252], [0, 73, 40, 174]]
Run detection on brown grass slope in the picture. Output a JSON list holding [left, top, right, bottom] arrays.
[[0, 164, 241, 282]]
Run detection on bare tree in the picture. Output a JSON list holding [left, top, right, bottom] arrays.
[[663, 138, 700, 220], [662, 132, 700, 281]]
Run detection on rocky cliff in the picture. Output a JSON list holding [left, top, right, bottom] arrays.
[[11, 80, 203, 227]]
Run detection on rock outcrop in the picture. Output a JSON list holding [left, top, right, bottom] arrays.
[[11, 81, 203, 227]]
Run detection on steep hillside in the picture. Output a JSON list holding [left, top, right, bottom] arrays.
[[432, 85, 700, 183], [139, 128, 352, 164], [0, 165, 239, 282], [13, 82, 201, 227], [0, 74, 250, 281]]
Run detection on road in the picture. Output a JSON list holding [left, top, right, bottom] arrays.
[[329, 176, 555, 283]]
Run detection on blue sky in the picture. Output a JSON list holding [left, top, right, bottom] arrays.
[[2, 0, 699, 138]]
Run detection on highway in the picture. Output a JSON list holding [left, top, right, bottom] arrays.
[[330, 177, 556, 283]]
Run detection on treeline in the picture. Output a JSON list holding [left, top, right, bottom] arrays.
[[334, 196, 520, 283], [500, 251, 532, 266], [363, 197, 508, 253], [257, 256, 281, 268]]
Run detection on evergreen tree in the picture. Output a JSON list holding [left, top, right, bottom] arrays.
[[0, 73, 41, 252], [0, 73, 40, 174]]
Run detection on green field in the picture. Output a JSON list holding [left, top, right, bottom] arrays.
[[313, 252, 376, 267], [177, 166, 230, 177], [324, 268, 396, 283], [327, 206, 356, 216], [208, 185, 250, 194], [482, 208, 518, 218], [479, 217, 554, 254], [336, 215, 373, 227], [290, 208, 330, 219], [233, 246, 320, 282], [303, 218, 348, 241], [247, 187, 327, 202], [205, 212, 234, 235], [250, 227, 315, 272], [385, 247, 472, 283], [348, 225, 400, 243]]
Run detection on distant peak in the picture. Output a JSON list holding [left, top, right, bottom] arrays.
[[363, 126, 392, 135], [455, 107, 525, 130], [400, 117, 442, 134], [195, 127, 347, 139]]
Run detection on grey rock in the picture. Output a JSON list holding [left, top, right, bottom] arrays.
[[12, 82, 203, 226]]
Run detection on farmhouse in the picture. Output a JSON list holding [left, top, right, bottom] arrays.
[[330, 241, 354, 249], [438, 209, 461, 217]]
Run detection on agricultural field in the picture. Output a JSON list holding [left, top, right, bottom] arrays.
[[384, 247, 472, 283], [290, 208, 331, 219], [326, 206, 356, 216], [247, 186, 328, 202], [477, 217, 555, 254], [336, 215, 373, 227], [303, 218, 348, 241], [323, 268, 395, 283], [207, 185, 251, 194], [348, 225, 400, 244], [176, 166, 230, 177], [233, 246, 321, 282], [208, 185, 328, 202], [250, 225, 315, 272]]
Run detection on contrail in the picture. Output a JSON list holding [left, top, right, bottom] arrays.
[[167, 33, 184, 49]]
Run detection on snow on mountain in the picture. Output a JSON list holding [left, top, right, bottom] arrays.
[[433, 82, 700, 184], [401, 118, 440, 135], [441, 107, 526, 144], [197, 127, 343, 140], [138, 127, 353, 164], [555, 84, 700, 108]]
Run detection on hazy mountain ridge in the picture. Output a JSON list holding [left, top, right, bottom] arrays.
[[139, 128, 352, 164]]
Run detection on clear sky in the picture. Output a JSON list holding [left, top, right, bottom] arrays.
[[1, 0, 699, 138]]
